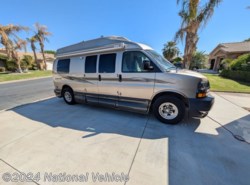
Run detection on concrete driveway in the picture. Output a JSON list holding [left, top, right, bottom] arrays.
[[0, 92, 249, 185]]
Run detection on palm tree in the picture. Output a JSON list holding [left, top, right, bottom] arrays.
[[34, 23, 51, 70], [10, 39, 27, 73], [27, 36, 39, 69], [162, 41, 180, 62], [175, 0, 222, 69], [0, 24, 28, 59]]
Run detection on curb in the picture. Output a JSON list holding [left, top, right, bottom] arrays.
[[0, 76, 52, 85], [211, 90, 250, 95]]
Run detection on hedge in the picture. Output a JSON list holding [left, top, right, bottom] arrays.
[[220, 70, 250, 82]]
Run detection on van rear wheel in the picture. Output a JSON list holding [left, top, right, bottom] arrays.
[[62, 87, 75, 105], [153, 96, 185, 124]]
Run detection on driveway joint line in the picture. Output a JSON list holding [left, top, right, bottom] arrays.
[[0, 158, 40, 185], [124, 115, 150, 185], [214, 92, 249, 111]]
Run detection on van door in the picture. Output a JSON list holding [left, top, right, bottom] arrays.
[[84, 55, 99, 104], [97, 53, 119, 107], [117, 51, 156, 113]]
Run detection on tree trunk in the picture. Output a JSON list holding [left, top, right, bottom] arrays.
[[11, 50, 22, 73], [4, 44, 11, 59], [40, 43, 47, 70], [183, 31, 199, 69], [31, 43, 40, 70]]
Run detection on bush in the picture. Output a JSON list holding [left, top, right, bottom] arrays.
[[0, 67, 5, 72], [5, 59, 17, 72], [22, 55, 34, 70], [220, 70, 250, 82], [0, 54, 8, 61], [230, 53, 250, 71], [220, 58, 233, 70]]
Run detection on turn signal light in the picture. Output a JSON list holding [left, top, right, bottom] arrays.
[[197, 92, 207, 98]]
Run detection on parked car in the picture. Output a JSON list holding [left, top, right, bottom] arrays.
[[53, 36, 214, 124]]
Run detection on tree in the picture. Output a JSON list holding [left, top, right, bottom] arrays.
[[0, 24, 28, 59], [190, 51, 208, 69], [10, 39, 27, 73], [34, 23, 51, 70], [44, 50, 56, 55], [162, 41, 180, 62], [27, 36, 39, 69], [175, 0, 221, 69], [244, 38, 250, 42]]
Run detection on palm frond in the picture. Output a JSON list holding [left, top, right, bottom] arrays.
[[197, 0, 222, 27]]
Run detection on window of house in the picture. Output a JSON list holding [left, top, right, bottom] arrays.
[[57, 59, 70, 73], [99, 53, 116, 73], [85, 55, 97, 73]]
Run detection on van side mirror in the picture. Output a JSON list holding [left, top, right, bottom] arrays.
[[143, 60, 154, 70]]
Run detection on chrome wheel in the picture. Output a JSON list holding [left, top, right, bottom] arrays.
[[64, 91, 72, 102], [159, 102, 178, 120]]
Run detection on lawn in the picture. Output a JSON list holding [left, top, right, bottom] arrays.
[[204, 74, 250, 93], [0, 70, 52, 82]]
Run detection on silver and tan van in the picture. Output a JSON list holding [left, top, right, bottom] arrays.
[[53, 36, 214, 124]]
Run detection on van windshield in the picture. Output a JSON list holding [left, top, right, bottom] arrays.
[[146, 50, 176, 71]]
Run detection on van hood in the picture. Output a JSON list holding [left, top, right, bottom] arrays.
[[170, 69, 207, 80]]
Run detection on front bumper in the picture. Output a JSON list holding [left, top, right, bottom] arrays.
[[189, 94, 214, 118], [54, 89, 62, 97]]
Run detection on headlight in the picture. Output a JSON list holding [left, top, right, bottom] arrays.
[[196, 80, 210, 98]]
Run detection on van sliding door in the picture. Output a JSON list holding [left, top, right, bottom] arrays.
[[84, 55, 99, 104], [97, 53, 119, 107]]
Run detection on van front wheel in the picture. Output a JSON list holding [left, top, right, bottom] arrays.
[[153, 96, 185, 124], [62, 87, 75, 105]]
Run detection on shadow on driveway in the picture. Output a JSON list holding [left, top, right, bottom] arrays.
[[9, 97, 250, 185]]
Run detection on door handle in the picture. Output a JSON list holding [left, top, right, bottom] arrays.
[[119, 74, 122, 82], [98, 75, 101, 81]]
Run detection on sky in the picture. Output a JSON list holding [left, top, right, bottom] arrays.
[[1, 0, 250, 54]]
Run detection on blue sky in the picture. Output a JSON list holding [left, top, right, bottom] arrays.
[[1, 0, 250, 54]]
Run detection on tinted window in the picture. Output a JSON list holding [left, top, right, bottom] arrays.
[[122, 51, 151, 72], [57, 59, 70, 73], [99, 53, 116, 73], [85, 55, 97, 73]]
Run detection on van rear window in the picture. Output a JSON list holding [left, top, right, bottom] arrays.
[[85, 55, 97, 73], [57, 59, 70, 73], [99, 53, 116, 73]]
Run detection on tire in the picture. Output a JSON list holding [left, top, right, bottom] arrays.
[[153, 96, 185, 125], [62, 87, 76, 105]]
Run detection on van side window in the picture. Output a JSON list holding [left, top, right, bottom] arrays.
[[99, 53, 116, 73], [122, 51, 151, 72], [85, 55, 97, 73], [57, 59, 70, 73]]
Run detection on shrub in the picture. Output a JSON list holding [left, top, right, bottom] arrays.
[[5, 59, 17, 72], [230, 53, 250, 71], [0, 54, 8, 61], [22, 55, 34, 70], [0, 67, 5, 72], [220, 58, 233, 70], [220, 70, 250, 82]]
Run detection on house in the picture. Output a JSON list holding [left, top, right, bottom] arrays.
[[209, 41, 250, 70], [0, 48, 55, 70]]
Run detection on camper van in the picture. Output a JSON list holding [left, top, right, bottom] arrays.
[[53, 36, 214, 124]]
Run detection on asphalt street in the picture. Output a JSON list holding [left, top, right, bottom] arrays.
[[0, 77, 54, 110]]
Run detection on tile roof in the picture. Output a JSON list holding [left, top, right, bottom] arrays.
[[220, 41, 250, 53]]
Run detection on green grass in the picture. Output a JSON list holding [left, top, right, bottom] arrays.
[[204, 74, 250, 93], [0, 70, 52, 82]]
